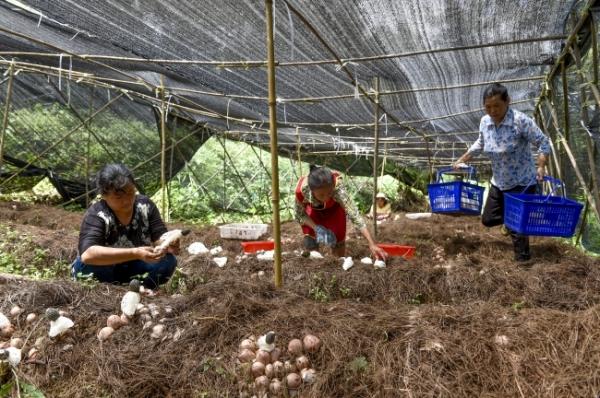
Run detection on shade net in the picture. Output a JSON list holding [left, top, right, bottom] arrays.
[[0, 0, 591, 203]]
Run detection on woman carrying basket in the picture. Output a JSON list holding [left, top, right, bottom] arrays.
[[453, 83, 551, 262]]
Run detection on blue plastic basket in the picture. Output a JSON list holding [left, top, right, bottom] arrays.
[[504, 176, 583, 237], [428, 166, 485, 215]]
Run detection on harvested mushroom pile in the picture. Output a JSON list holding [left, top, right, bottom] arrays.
[[97, 279, 181, 342], [236, 332, 321, 397], [0, 304, 76, 373]]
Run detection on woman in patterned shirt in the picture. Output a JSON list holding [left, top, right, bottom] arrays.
[[453, 83, 551, 262], [295, 166, 388, 260], [72, 164, 179, 288]]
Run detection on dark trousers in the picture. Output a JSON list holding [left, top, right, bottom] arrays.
[[71, 254, 177, 289], [482, 184, 537, 260]]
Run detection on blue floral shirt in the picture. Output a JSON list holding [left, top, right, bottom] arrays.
[[468, 108, 551, 191]]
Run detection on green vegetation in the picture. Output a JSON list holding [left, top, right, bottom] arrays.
[[348, 356, 369, 373], [308, 272, 353, 302], [155, 136, 427, 224], [0, 224, 70, 280]]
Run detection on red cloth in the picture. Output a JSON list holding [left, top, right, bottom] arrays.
[[295, 174, 346, 243]]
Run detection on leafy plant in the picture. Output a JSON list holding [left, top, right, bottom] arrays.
[[348, 356, 369, 373], [511, 301, 526, 311], [408, 293, 425, 305]]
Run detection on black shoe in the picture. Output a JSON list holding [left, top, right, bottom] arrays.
[[515, 253, 531, 263]]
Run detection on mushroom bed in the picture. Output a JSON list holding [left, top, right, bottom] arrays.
[[1, 201, 600, 397]]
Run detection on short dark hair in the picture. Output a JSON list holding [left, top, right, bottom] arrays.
[[482, 83, 509, 103], [96, 164, 135, 195], [308, 166, 333, 190]]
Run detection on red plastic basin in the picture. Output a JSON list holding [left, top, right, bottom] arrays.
[[377, 244, 416, 258], [241, 240, 275, 253]]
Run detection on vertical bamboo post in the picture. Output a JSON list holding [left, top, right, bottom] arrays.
[[538, 98, 563, 181], [85, 86, 94, 207], [591, 15, 599, 86], [561, 61, 570, 142], [266, 0, 282, 288], [545, 99, 600, 222], [159, 77, 168, 221], [371, 77, 380, 237], [0, 61, 15, 174], [295, 126, 302, 177], [569, 44, 600, 218]]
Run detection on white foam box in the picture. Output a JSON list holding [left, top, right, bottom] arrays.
[[218, 223, 269, 240]]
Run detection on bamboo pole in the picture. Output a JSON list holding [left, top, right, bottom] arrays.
[[277, 35, 565, 67], [159, 77, 168, 221], [545, 99, 600, 222], [561, 61, 570, 142], [372, 77, 380, 237], [0, 61, 15, 174], [85, 86, 93, 207], [0, 55, 544, 103], [591, 15, 599, 86], [266, 0, 282, 288], [537, 104, 563, 181], [569, 44, 600, 219], [0, 35, 565, 68], [295, 127, 302, 177]]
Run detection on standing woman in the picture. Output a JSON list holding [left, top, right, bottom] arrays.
[[453, 83, 551, 262], [295, 165, 388, 260], [72, 164, 179, 288]]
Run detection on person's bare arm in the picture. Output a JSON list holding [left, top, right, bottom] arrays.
[[359, 226, 388, 260], [81, 245, 164, 265]]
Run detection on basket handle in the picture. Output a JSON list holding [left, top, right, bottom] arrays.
[[519, 176, 564, 200], [436, 165, 477, 183]]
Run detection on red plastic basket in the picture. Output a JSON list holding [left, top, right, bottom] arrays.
[[377, 244, 416, 258], [241, 240, 275, 253]]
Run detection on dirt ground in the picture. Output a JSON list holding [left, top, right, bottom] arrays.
[[1, 200, 600, 397]]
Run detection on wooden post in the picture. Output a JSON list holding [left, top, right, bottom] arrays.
[[0, 61, 15, 173], [372, 77, 380, 237], [159, 77, 168, 221], [266, 0, 282, 288]]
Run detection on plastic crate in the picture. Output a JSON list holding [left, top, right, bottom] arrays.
[[241, 240, 275, 253], [428, 166, 485, 215], [377, 244, 416, 258], [504, 177, 583, 237], [218, 223, 269, 240]]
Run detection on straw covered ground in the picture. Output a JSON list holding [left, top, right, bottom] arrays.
[[0, 201, 599, 397]]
